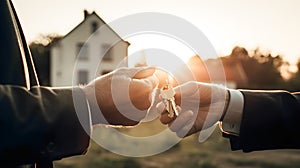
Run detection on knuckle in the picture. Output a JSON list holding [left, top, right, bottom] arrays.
[[159, 116, 168, 125], [169, 124, 177, 132], [176, 131, 185, 138]]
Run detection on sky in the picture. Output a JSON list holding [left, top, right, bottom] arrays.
[[12, 0, 300, 65]]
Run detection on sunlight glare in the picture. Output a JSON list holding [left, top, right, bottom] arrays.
[[126, 33, 195, 72]]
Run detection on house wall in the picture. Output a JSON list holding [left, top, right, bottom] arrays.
[[50, 13, 129, 86]]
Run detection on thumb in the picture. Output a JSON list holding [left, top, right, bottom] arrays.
[[115, 66, 156, 79], [174, 81, 199, 98], [132, 66, 156, 79]]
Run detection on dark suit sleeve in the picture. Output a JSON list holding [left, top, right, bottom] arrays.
[[226, 90, 300, 152], [0, 85, 91, 165]]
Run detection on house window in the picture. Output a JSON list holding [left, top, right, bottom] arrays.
[[78, 70, 89, 85], [91, 21, 98, 33], [102, 44, 113, 61], [77, 43, 89, 60]]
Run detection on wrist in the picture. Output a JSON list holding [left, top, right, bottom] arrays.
[[82, 83, 104, 125], [219, 89, 244, 135]]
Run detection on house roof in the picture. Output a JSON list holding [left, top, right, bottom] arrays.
[[51, 10, 130, 47]]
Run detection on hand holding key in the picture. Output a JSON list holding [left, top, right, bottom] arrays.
[[84, 66, 158, 126], [157, 81, 229, 138]]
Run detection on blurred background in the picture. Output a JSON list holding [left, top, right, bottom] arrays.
[[12, 0, 300, 167]]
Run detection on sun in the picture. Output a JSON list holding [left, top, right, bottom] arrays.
[[126, 33, 196, 73]]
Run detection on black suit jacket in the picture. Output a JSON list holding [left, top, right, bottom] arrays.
[[227, 90, 300, 152], [0, 0, 90, 166]]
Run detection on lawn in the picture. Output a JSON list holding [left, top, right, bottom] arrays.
[[54, 119, 300, 168]]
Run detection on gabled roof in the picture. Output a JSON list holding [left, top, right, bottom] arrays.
[[51, 10, 129, 47]]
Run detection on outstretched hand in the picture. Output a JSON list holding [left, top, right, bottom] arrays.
[[157, 81, 229, 138], [83, 67, 158, 126]]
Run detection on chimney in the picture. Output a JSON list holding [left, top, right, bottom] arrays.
[[84, 10, 89, 19]]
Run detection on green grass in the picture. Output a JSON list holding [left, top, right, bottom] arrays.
[[54, 120, 300, 168]]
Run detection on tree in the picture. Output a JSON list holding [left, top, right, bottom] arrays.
[[287, 59, 300, 91], [29, 34, 62, 86], [226, 46, 285, 89]]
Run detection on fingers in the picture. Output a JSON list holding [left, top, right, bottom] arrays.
[[174, 81, 199, 98], [176, 123, 196, 138], [156, 102, 165, 114], [159, 109, 197, 138], [141, 75, 159, 89], [171, 82, 199, 106], [168, 110, 199, 138], [129, 71, 158, 110], [143, 88, 161, 122], [169, 110, 194, 132], [157, 97, 193, 131], [114, 66, 156, 80], [154, 68, 176, 88], [160, 111, 176, 124]]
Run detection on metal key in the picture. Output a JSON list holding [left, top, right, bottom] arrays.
[[160, 84, 179, 118]]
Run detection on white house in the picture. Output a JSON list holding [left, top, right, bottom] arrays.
[[50, 10, 129, 86]]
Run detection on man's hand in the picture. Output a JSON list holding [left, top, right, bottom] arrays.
[[83, 67, 158, 126], [157, 81, 229, 138]]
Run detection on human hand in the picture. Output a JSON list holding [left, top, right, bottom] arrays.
[[143, 68, 179, 121], [83, 67, 158, 126], [157, 81, 229, 138]]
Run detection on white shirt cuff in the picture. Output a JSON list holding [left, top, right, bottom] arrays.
[[221, 89, 244, 135]]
